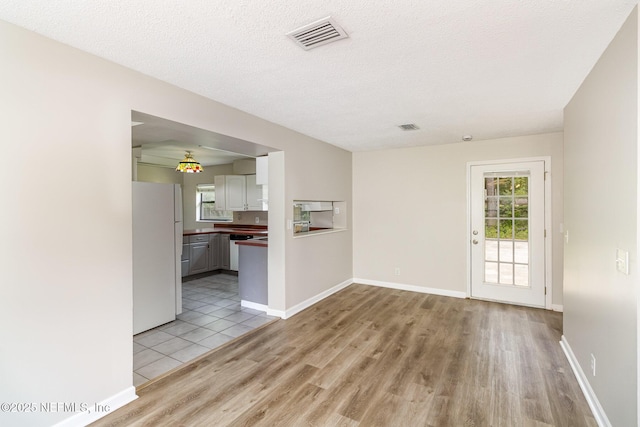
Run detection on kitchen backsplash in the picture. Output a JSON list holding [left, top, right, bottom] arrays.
[[233, 211, 268, 225]]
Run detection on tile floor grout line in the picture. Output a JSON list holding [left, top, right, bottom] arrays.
[[132, 273, 276, 386]]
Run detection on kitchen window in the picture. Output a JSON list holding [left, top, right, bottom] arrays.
[[196, 184, 233, 222]]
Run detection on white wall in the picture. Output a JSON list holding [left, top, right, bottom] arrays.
[[137, 163, 184, 185], [563, 7, 638, 426], [0, 19, 352, 426], [353, 132, 564, 305], [285, 141, 353, 308]]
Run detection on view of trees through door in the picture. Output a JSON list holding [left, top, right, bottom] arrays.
[[484, 175, 530, 287]]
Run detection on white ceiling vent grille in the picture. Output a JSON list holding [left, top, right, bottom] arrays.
[[286, 16, 348, 51]]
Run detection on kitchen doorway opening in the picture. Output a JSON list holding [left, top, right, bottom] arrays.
[[130, 111, 286, 387]]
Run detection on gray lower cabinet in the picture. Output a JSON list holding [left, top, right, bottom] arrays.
[[188, 242, 209, 275], [220, 234, 230, 269], [238, 244, 267, 304], [181, 236, 190, 277], [208, 233, 221, 270], [188, 234, 210, 275], [181, 243, 190, 277], [184, 233, 229, 276]]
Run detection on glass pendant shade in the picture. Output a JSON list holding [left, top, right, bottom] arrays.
[[176, 151, 203, 173]]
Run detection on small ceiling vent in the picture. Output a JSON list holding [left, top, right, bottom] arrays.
[[398, 124, 420, 131], [287, 16, 348, 50]]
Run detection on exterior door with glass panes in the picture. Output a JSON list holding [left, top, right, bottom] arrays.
[[470, 161, 545, 307]]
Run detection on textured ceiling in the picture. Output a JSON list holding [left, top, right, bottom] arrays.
[[1, 1, 637, 152]]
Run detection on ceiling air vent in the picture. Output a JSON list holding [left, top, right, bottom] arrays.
[[286, 16, 348, 50], [398, 124, 420, 131]]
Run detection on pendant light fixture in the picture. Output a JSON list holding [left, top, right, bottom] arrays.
[[175, 151, 203, 173]]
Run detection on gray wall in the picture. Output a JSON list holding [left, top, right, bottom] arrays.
[[563, 7, 638, 426]]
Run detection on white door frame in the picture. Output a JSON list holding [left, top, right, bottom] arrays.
[[466, 157, 552, 309]]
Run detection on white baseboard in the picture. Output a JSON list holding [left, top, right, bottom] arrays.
[[280, 278, 354, 319], [241, 300, 268, 313], [559, 336, 610, 427], [52, 386, 137, 427], [551, 304, 564, 312], [266, 307, 286, 318], [353, 278, 467, 299]]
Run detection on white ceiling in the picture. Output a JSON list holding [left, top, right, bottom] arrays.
[[1, 1, 638, 152]]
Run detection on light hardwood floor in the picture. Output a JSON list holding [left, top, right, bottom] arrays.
[[93, 284, 596, 426]]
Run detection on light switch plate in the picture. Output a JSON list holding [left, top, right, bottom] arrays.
[[616, 248, 629, 275]]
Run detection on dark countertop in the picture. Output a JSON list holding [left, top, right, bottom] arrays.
[[235, 238, 268, 247], [184, 225, 267, 237]]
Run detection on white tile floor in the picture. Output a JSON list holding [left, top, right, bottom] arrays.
[[133, 273, 276, 387]]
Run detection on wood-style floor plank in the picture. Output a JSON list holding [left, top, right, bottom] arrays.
[[92, 284, 595, 427]]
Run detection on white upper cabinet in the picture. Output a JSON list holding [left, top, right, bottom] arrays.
[[246, 174, 263, 210], [215, 175, 267, 211], [256, 156, 268, 185], [225, 175, 247, 210], [214, 175, 227, 211]]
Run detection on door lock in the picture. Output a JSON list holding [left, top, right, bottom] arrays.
[[472, 239, 479, 245], [472, 230, 478, 235]]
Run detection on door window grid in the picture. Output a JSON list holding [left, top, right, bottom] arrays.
[[484, 174, 530, 287]]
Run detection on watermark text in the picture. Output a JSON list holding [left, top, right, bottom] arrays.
[[1, 402, 111, 414]]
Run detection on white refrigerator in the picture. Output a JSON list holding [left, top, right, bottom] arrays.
[[132, 182, 183, 335]]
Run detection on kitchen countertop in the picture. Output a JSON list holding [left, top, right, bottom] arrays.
[[183, 226, 267, 237], [235, 238, 268, 247]]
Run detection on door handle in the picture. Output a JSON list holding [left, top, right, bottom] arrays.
[[472, 239, 479, 245]]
